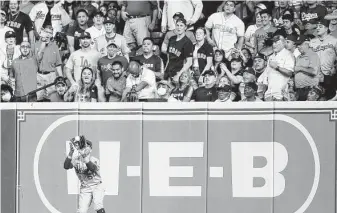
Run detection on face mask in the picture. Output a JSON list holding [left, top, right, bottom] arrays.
[[157, 87, 167, 96], [2, 92, 11, 102]]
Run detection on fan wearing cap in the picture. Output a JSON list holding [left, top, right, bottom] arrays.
[[300, 1, 327, 30], [165, 18, 193, 83], [264, 35, 295, 101], [238, 67, 257, 100], [155, 80, 174, 101], [307, 85, 324, 101], [191, 70, 217, 102], [310, 19, 337, 100], [214, 85, 232, 102], [0, 9, 15, 45], [6, 0, 34, 45], [29, 0, 71, 38], [161, 12, 196, 54], [324, 9, 337, 38], [95, 18, 130, 59], [161, 0, 203, 33], [240, 82, 262, 102], [285, 34, 301, 58], [85, 11, 106, 48], [205, 1, 245, 54], [49, 76, 68, 102], [272, 1, 294, 28], [65, 31, 101, 89], [293, 35, 320, 101], [253, 9, 277, 55], [66, 9, 89, 53]]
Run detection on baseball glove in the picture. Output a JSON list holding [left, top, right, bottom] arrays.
[[126, 86, 138, 102]]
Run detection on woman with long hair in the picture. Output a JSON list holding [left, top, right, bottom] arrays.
[[193, 27, 213, 79], [170, 70, 194, 102], [64, 67, 105, 102]]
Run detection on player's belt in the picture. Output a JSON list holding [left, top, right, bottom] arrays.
[[38, 71, 53, 75], [128, 14, 149, 19]]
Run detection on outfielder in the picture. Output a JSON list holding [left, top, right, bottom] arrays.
[[63, 135, 106, 213]]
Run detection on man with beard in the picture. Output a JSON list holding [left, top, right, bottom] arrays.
[[191, 70, 217, 102], [133, 37, 164, 81], [65, 31, 101, 90], [29, 0, 71, 38], [97, 41, 128, 87], [95, 18, 130, 60], [105, 61, 126, 102], [49, 76, 68, 102], [67, 9, 89, 53], [6, 0, 34, 45], [310, 19, 337, 100], [10, 41, 38, 102]]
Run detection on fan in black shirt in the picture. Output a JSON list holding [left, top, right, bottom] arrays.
[[191, 70, 218, 102]]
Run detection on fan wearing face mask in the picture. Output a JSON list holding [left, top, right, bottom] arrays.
[[1, 84, 15, 102]]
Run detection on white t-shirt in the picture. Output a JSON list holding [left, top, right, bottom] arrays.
[[85, 26, 106, 48], [205, 12, 245, 51], [265, 48, 295, 100], [65, 49, 101, 82], [244, 24, 259, 52], [126, 67, 157, 99]]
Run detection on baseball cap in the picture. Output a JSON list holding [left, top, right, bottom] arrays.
[[286, 34, 298, 43], [92, 11, 104, 17], [245, 82, 258, 91], [5, 31, 16, 39], [176, 18, 187, 26], [295, 35, 310, 45], [202, 70, 216, 76], [76, 8, 89, 17], [79, 31, 91, 39], [272, 34, 284, 43], [214, 49, 225, 55], [316, 19, 329, 27], [106, 40, 118, 48], [54, 77, 67, 86], [282, 14, 294, 22], [255, 3, 267, 10], [173, 12, 184, 19], [217, 84, 232, 92], [254, 53, 267, 61], [103, 18, 116, 25], [244, 67, 256, 76]]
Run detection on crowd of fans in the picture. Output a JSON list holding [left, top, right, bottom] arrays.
[[1, 0, 337, 102]]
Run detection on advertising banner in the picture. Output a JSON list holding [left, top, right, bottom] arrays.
[[1, 103, 337, 213]]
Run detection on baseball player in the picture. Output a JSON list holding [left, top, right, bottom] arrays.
[[63, 135, 106, 213]]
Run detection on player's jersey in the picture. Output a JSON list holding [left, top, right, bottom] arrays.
[[72, 155, 102, 188]]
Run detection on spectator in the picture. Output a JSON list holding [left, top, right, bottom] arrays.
[[285, 34, 301, 58], [165, 18, 193, 84], [294, 35, 320, 101], [239, 67, 257, 101], [0, 9, 14, 42], [222, 58, 244, 101], [122, 60, 157, 101], [245, 11, 262, 54], [105, 60, 126, 102], [254, 9, 277, 55], [10, 40, 38, 102], [95, 18, 130, 59], [86, 11, 106, 48], [99, 4, 108, 18], [75, 0, 98, 22], [310, 19, 337, 100], [121, 1, 158, 51], [254, 53, 268, 99], [306, 85, 323, 101], [29, 0, 72, 38], [324, 9, 337, 38], [49, 76, 68, 102], [7, 0, 34, 45], [1, 84, 15, 102], [191, 70, 217, 102], [240, 82, 262, 102], [20, 0, 34, 15], [210, 49, 229, 83], [33, 25, 63, 101], [133, 37, 164, 81], [161, 0, 203, 33], [161, 12, 196, 54], [97, 41, 128, 87], [300, 0, 327, 27], [241, 48, 253, 67], [170, 70, 194, 102], [64, 67, 105, 102], [215, 84, 232, 102], [65, 32, 101, 89], [156, 80, 175, 102], [275, 14, 301, 37], [205, 1, 245, 55], [272, 0, 294, 27], [193, 27, 213, 79], [264, 35, 295, 101], [67, 9, 90, 53]]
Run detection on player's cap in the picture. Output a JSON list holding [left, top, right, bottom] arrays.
[[79, 31, 91, 39], [244, 67, 256, 76], [103, 18, 116, 25], [316, 19, 329, 27], [173, 12, 184, 19], [295, 35, 310, 45], [54, 77, 67, 86], [157, 80, 173, 89], [286, 34, 298, 43], [5, 31, 16, 39], [76, 8, 89, 17], [255, 3, 267, 10], [254, 53, 267, 61], [245, 82, 258, 91], [202, 70, 216, 76], [175, 18, 187, 26], [92, 10, 104, 17], [106, 40, 118, 48], [325, 9, 337, 20], [217, 84, 231, 92]]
